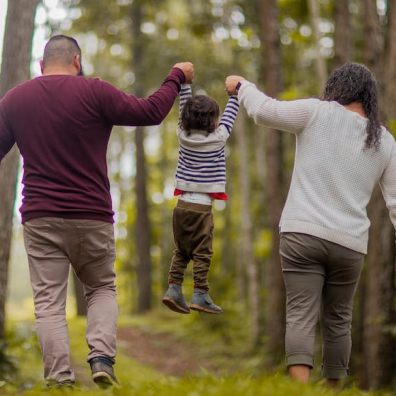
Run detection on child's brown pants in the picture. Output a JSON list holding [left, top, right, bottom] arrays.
[[168, 200, 214, 290]]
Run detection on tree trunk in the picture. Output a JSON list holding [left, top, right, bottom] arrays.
[[307, 0, 327, 89], [258, 0, 285, 365], [236, 111, 260, 345], [130, 2, 152, 312], [333, 0, 351, 68], [360, 0, 396, 389], [73, 272, 87, 316], [363, 0, 384, 72], [0, 0, 39, 339], [383, 0, 396, 118]]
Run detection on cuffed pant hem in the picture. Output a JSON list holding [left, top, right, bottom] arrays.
[[286, 353, 314, 368], [322, 365, 348, 379], [168, 279, 183, 285]]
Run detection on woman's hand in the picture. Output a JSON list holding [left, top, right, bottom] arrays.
[[225, 75, 245, 95]]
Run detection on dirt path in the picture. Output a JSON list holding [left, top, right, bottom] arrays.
[[117, 326, 213, 376]]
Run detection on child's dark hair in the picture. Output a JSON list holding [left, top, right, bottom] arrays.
[[322, 62, 382, 150], [181, 95, 220, 134]]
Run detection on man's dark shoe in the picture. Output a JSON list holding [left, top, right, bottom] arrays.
[[162, 284, 190, 314], [90, 357, 119, 389], [190, 288, 223, 314], [47, 380, 75, 389]]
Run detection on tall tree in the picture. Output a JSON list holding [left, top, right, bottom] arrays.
[[73, 273, 87, 316], [258, 0, 285, 365], [130, 1, 152, 312], [0, 0, 39, 339], [235, 111, 260, 345], [333, 0, 351, 68], [361, 0, 396, 389], [307, 0, 327, 89]]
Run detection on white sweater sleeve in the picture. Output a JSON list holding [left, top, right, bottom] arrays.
[[380, 140, 396, 233], [238, 81, 319, 134]]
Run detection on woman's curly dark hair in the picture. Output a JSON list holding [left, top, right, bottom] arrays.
[[181, 95, 220, 134], [322, 62, 382, 150]]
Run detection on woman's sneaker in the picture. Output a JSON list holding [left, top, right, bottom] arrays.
[[190, 289, 223, 314], [162, 284, 190, 314]]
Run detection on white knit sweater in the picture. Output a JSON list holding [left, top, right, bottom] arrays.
[[238, 81, 396, 254]]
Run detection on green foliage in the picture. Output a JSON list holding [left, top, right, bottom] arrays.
[[1, 318, 393, 396]]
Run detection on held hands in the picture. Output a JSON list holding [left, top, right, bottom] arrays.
[[225, 75, 245, 95], [173, 62, 194, 84]]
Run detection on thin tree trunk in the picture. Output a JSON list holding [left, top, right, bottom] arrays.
[[236, 111, 260, 345], [130, 2, 152, 312], [258, 0, 285, 365], [0, 0, 39, 339], [159, 126, 173, 294], [360, 0, 396, 389], [307, 0, 327, 89], [73, 272, 87, 316], [383, 0, 396, 118], [363, 0, 384, 72], [333, 0, 351, 68]]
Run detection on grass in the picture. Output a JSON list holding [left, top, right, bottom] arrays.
[[0, 315, 394, 396]]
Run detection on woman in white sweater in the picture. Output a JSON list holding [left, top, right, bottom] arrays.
[[225, 63, 396, 386]]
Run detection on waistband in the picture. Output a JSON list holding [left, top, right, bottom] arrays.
[[176, 200, 212, 212]]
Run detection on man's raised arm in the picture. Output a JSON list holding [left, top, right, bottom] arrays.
[[98, 62, 194, 127]]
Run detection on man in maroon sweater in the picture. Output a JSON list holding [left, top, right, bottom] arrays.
[[0, 35, 193, 388]]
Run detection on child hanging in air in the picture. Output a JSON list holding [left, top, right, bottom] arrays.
[[162, 82, 239, 314]]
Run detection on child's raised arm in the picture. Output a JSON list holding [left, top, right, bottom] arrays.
[[178, 84, 192, 127], [219, 95, 239, 135]]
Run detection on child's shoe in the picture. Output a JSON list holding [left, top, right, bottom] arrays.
[[190, 288, 223, 314], [162, 284, 190, 314]]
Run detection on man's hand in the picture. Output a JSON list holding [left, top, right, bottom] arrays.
[[174, 62, 194, 84], [225, 75, 245, 95]]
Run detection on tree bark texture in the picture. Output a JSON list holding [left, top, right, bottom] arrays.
[[360, 0, 396, 389], [0, 0, 39, 339], [236, 111, 260, 345], [307, 0, 328, 89], [130, 2, 152, 312], [73, 272, 87, 316], [333, 0, 351, 68], [258, 0, 285, 365]]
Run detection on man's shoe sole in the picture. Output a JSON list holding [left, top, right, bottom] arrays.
[[190, 304, 223, 314], [162, 297, 190, 314], [92, 371, 119, 389]]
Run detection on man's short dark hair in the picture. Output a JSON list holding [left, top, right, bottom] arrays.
[[43, 35, 81, 67]]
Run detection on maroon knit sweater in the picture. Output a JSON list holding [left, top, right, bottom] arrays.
[[0, 68, 185, 223]]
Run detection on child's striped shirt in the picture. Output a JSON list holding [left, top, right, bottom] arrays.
[[174, 84, 239, 194]]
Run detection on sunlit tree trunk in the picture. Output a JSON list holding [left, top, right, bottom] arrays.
[[307, 0, 327, 89], [360, 0, 396, 389], [236, 111, 260, 345], [159, 124, 173, 294], [73, 273, 87, 316], [130, 2, 152, 312], [333, 0, 351, 68], [0, 0, 39, 339], [258, 0, 285, 365]]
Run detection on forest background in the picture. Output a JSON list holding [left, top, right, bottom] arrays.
[[0, 0, 395, 394]]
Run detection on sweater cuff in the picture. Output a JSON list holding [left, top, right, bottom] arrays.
[[170, 67, 186, 85], [237, 80, 255, 101]]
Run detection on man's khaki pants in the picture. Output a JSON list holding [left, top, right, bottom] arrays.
[[23, 217, 118, 385]]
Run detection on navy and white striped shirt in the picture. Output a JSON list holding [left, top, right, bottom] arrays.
[[175, 84, 239, 193]]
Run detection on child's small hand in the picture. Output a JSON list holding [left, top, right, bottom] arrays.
[[174, 62, 194, 84], [225, 75, 245, 95]]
